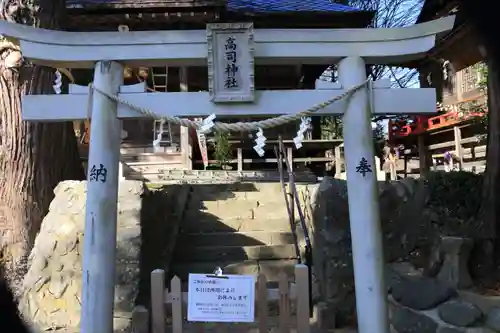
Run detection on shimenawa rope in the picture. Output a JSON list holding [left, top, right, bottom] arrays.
[[88, 79, 370, 133]]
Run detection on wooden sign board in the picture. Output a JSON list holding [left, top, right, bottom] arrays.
[[197, 132, 209, 169], [207, 23, 255, 103], [187, 273, 255, 322]]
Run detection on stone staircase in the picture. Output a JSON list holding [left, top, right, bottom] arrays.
[[169, 183, 303, 288]]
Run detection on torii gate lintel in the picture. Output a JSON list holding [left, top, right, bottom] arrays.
[[22, 79, 436, 122]]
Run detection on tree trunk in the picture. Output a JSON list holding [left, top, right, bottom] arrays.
[[0, 0, 85, 288], [456, 0, 500, 279], [481, 56, 500, 235], [468, 55, 500, 281]]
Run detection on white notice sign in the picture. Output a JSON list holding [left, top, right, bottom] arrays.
[[187, 274, 255, 322]]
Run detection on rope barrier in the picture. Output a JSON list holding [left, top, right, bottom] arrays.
[[88, 78, 370, 133]]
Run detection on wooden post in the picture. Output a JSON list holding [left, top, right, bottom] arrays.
[[404, 154, 408, 178], [171, 276, 183, 333], [179, 66, 188, 92], [390, 160, 397, 180], [287, 147, 294, 172], [278, 272, 290, 333], [131, 306, 149, 333], [81, 61, 123, 333], [118, 161, 125, 180], [418, 134, 430, 178], [237, 147, 243, 171], [456, 70, 463, 101], [335, 145, 342, 176], [151, 269, 166, 333], [375, 156, 385, 181], [281, 139, 295, 224], [453, 126, 463, 170], [289, 168, 295, 225], [257, 274, 268, 332], [179, 67, 192, 169], [295, 264, 311, 333], [180, 126, 192, 170]]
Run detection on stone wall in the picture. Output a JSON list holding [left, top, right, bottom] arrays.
[[388, 262, 500, 333], [19, 181, 190, 332], [298, 173, 485, 328], [299, 177, 427, 327]]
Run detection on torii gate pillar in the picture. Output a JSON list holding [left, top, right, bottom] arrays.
[[339, 56, 389, 333], [81, 61, 123, 333]]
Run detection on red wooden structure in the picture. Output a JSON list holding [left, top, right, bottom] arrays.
[[389, 106, 486, 141]]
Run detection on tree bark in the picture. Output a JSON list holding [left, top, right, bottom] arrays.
[[457, 0, 500, 279], [468, 55, 500, 280], [0, 0, 84, 288], [480, 56, 500, 237]]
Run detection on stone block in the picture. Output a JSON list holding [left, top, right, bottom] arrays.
[[436, 236, 474, 289], [486, 307, 500, 331], [19, 180, 146, 332], [391, 276, 456, 310], [391, 307, 438, 333], [304, 177, 427, 324], [437, 299, 482, 327]]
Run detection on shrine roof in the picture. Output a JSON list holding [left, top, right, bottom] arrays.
[[66, 0, 363, 13], [64, 0, 374, 31], [408, 0, 479, 70], [226, 0, 363, 13]]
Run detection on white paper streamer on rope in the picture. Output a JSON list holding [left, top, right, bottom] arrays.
[[293, 117, 311, 149], [153, 119, 165, 152], [53, 70, 62, 94], [199, 114, 216, 134], [253, 128, 266, 157]]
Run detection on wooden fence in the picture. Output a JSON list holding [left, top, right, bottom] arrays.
[[192, 139, 343, 172], [150, 264, 311, 333], [399, 131, 487, 176]]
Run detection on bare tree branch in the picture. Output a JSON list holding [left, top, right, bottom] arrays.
[[355, 0, 424, 125], [351, 0, 423, 88], [320, 0, 424, 137]]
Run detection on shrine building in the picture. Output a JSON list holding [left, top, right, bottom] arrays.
[[66, 0, 375, 180]]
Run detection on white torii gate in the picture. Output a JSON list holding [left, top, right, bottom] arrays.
[[0, 16, 454, 333]]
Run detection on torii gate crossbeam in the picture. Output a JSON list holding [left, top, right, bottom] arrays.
[[0, 16, 454, 68], [0, 16, 455, 333]]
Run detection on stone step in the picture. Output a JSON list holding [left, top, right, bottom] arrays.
[[180, 217, 294, 233], [173, 244, 299, 262], [178, 231, 297, 247], [185, 204, 289, 221], [191, 190, 306, 202], [187, 183, 285, 200], [186, 184, 311, 204], [169, 259, 297, 282], [187, 198, 287, 210]]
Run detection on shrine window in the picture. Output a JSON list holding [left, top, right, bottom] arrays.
[[460, 62, 486, 93]]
